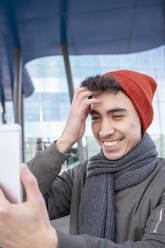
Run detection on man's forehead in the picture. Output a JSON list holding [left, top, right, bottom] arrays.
[[92, 89, 121, 97], [90, 90, 135, 113], [89, 107, 127, 115]]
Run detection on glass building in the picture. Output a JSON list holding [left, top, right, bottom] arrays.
[[2, 45, 165, 165]]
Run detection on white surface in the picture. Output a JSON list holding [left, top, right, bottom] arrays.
[[0, 124, 22, 203]]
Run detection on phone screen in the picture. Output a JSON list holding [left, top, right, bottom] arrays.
[[0, 124, 22, 203]]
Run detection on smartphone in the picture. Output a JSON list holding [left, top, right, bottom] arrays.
[[0, 124, 22, 203]]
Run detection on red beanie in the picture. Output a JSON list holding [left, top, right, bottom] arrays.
[[103, 70, 157, 136]]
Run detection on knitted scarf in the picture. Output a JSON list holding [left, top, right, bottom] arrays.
[[79, 133, 157, 241]]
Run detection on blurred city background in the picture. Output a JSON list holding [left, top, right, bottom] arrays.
[[0, 0, 165, 232], [1, 47, 165, 166]]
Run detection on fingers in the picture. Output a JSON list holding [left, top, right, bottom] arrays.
[[0, 188, 10, 217], [20, 164, 43, 204], [72, 87, 101, 111], [0, 188, 8, 203], [60, 87, 101, 145], [73, 87, 100, 101]]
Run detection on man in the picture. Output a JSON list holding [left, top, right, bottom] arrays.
[[0, 70, 165, 248]]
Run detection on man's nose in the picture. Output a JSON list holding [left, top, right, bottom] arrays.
[[99, 119, 114, 138]]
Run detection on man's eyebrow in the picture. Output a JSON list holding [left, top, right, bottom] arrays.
[[90, 108, 127, 115], [89, 109, 100, 115], [107, 108, 127, 114]]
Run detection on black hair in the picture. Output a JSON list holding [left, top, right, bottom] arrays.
[[80, 74, 123, 93]]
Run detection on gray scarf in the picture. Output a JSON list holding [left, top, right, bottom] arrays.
[[79, 133, 158, 241]]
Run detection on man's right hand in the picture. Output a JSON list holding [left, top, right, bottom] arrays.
[[56, 87, 100, 153]]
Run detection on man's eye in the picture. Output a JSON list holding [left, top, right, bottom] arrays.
[[112, 115, 124, 119], [91, 116, 99, 120]]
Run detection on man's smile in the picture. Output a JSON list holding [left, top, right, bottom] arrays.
[[102, 139, 121, 147]]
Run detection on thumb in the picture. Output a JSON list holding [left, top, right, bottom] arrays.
[[0, 187, 9, 203], [20, 164, 42, 203]]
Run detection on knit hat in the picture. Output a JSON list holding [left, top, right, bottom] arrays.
[[103, 70, 157, 136]]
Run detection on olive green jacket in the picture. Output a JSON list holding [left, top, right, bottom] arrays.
[[27, 142, 165, 248]]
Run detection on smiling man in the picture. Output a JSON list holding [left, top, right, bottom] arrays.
[[0, 70, 165, 248], [89, 89, 142, 160], [26, 70, 165, 247]]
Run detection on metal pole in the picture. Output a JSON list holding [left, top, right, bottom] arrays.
[[13, 47, 24, 161], [61, 43, 87, 162], [0, 72, 6, 124], [61, 44, 74, 100], [1, 98, 7, 124], [21, 92, 25, 162], [13, 48, 22, 124]]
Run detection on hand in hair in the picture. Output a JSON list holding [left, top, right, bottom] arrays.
[[56, 87, 100, 153]]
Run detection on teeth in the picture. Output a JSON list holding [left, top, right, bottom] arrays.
[[103, 140, 120, 147]]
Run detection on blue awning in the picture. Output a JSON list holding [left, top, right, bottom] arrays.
[[0, 0, 164, 100]]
